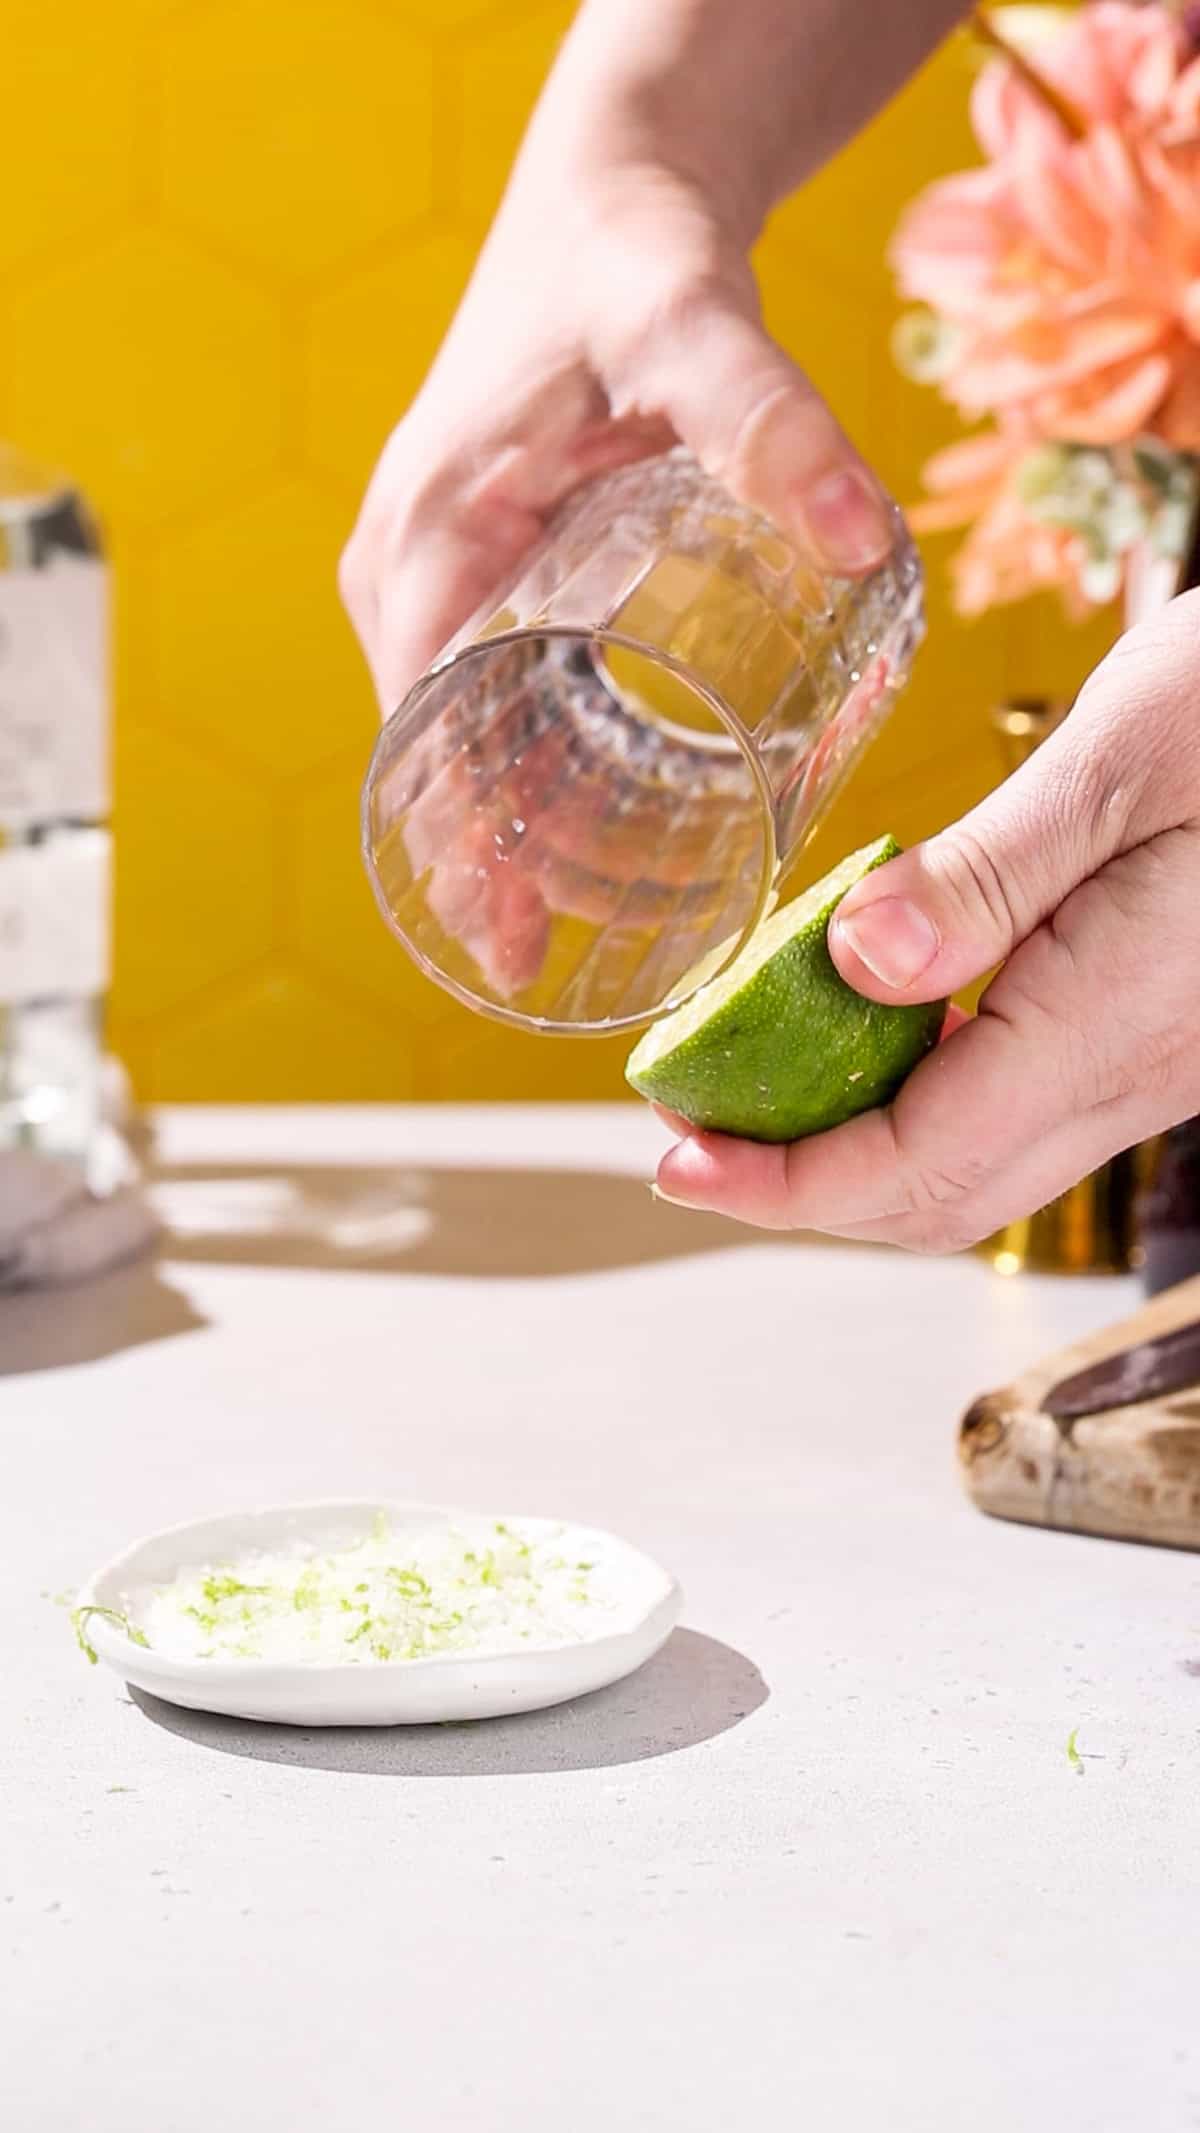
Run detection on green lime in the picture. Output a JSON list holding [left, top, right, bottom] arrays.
[[626, 835, 946, 1143]]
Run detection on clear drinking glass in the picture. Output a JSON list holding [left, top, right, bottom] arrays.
[[362, 448, 923, 1034]]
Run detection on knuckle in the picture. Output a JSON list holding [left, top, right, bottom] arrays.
[[892, 1114, 989, 1225], [610, 259, 746, 386], [900, 1162, 980, 1221], [1089, 1000, 1180, 1108], [989, 928, 1105, 1101], [1063, 741, 1135, 853], [902, 1210, 985, 1256], [934, 823, 1024, 947], [653, 259, 755, 341], [1075, 605, 1200, 824]]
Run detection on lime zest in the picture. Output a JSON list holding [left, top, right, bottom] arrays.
[[1066, 1727, 1084, 1775], [72, 1605, 150, 1666], [128, 1518, 610, 1667], [387, 1568, 431, 1599], [201, 1574, 267, 1605]]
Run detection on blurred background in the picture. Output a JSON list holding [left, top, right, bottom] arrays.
[[4, 0, 1113, 1106]]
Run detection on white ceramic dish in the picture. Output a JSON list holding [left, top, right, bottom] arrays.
[[76, 1499, 682, 1727]]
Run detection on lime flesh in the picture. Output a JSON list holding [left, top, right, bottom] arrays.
[[626, 835, 946, 1143]]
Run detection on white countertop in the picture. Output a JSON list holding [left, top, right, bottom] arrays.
[[4, 1106, 1198, 2131]]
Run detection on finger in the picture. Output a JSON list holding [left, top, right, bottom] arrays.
[[620, 282, 894, 577], [829, 600, 1200, 1006], [348, 384, 671, 713], [370, 507, 543, 717], [821, 1101, 1146, 1254]]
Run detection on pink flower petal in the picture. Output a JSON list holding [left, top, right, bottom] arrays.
[[971, 57, 1069, 164], [1031, 348, 1173, 441], [1007, 138, 1109, 277], [920, 430, 1025, 494]]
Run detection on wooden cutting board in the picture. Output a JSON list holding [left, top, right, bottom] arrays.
[[960, 1275, 1200, 1550]]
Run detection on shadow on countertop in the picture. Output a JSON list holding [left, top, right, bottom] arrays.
[[152, 1159, 814, 1281], [1, 1154, 830, 1376], [0, 1258, 205, 1378], [128, 1628, 768, 1777]]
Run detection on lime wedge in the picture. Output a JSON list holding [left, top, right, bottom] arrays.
[[626, 835, 946, 1143]]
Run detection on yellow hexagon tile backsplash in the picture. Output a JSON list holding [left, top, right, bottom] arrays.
[[2, 8, 141, 273], [151, 477, 376, 778], [0, 2, 1115, 1101], [160, 3, 437, 282], [111, 722, 277, 1025], [303, 232, 478, 489], [6, 230, 287, 528]]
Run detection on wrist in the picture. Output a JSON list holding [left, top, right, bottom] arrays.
[[528, 0, 970, 244], [520, 1, 794, 249]]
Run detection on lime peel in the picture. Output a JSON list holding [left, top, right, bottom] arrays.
[[626, 834, 946, 1143], [71, 1605, 150, 1666]]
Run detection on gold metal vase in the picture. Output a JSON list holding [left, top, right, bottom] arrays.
[[975, 700, 1145, 1277]]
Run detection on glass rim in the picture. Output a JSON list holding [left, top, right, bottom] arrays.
[[361, 621, 779, 1039]]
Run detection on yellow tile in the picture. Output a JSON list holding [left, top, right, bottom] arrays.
[[459, 2, 576, 222], [1004, 595, 1115, 707], [0, 9, 138, 272], [288, 753, 466, 1027], [422, 1012, 630, 1106], [145, 962, 416, 1100], [303, 231, 477, 487], [160, 1, 435, 280], [152, 477, 375, 776], [7, 230, 285, 529], [379, 0, 514, 27], [757, 247, 878, 460], [112, 723, 275, 1021]]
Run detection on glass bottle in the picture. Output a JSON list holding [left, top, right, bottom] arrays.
[[0, 444, 109, 1163]]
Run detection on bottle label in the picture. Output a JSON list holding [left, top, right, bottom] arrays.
[[0, 555, 108, 825], [0, 830, 110, 1001]]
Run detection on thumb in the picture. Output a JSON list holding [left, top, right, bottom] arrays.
[[631, 278, 894, 577], [827, 711, 1130, 1003]]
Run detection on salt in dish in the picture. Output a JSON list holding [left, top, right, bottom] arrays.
[[74, 1499, 681, 1726]]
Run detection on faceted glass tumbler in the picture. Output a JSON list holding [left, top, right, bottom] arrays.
[[362, 448, 923, 1034]]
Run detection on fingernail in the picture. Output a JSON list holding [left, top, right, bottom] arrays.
[[650, 1180, 692, 1210], [801, 469, 891, 574], [834, 897, 940, 990]]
